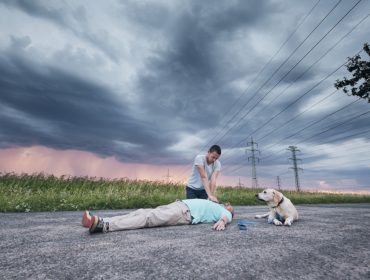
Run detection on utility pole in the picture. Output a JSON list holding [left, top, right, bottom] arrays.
[[288, 146, 303, 192], [246, 137, 260, 188], [276, 176, 281, 190]]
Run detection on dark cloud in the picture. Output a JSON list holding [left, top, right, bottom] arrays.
[[128, 0, 283, 132], [0, 0, 121, 62], [0, 49, 179, 163], [9, 35, 31, 49], [0, 0, 369, 189], [0, 0, 68, 25], [117, 1, 172, 29]]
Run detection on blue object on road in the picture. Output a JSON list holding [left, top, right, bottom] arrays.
[[237, 219, 258, 230], [238, 224, 247, 230]]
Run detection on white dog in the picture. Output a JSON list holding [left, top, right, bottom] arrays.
[[255, 188, 298, 226]]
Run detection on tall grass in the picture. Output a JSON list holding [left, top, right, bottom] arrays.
[[0, 172, 369, 212]]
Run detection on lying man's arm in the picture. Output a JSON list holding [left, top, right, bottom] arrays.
[[212, 216, 229, 231]]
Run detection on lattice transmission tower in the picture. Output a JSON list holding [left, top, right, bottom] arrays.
[[276, 176, 282, 190], [246, 137, 260, 188], [288, 146, 303, 192]]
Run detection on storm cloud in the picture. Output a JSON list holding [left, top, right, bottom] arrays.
[[0, 0, 369, 191]]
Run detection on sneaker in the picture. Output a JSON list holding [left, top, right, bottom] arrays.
[[89, 215, 109, 234], [82, 210, 92, 228]]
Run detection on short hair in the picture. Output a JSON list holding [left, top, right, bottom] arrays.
[[222, 202, 234, 218], [209, 145, 221, 155], [228, 205, 234, 218]]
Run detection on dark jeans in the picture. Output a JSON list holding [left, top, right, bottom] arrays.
[[186, 186, 208, 199]]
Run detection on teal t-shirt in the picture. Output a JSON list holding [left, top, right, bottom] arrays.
[[182, 199, 232, 224]]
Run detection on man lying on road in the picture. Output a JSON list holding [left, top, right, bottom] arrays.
[[82, 199, 234, 234]]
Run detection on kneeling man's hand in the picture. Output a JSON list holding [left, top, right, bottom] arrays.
[[208, 195, 219, 203]]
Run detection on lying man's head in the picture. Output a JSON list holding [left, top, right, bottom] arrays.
[[223, 202, 234, 218]]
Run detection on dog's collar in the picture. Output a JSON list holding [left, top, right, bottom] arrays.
[[272, 197, 284, 208]]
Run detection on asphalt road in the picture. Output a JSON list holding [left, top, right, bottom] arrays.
[[1, 204, 369, 280]]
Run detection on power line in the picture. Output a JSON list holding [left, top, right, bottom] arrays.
[[221, 10, 369, 167], [279, 170, 291, 177], [304, 150, 370, 162], [220, 1, 363, 156], [325, 128, 370, 143], [224, 139, 263, 177], [176, 0, 323, 179], [222, 14, 369, 174], [301, 140, 370, 157], [302, 157, 370, 172], [214, 0, 347, 147], [296, 110, 370, 145], [221, 89, 342, 170], [258, 97, 361, 161], [197, 0, 321, 154], [225, 119, 370, 177], [260, 125, 370, 164], [225, 162, 247, 176], [178, 0, 366, 180], [221, 61, 355, 167], [254, 11, 370, 142], [258, 90, 338, 142], [262, 113, 366, 160], [279, 98, 360, 142]]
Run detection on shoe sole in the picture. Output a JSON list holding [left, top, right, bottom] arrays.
[[82, 211, 92, 228], [89, 216, 99, 233]]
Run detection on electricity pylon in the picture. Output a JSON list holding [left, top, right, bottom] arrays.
[[288, 146, 303, 192], [276, 176, 281, 190], [246, 137, 260, 188], [163, 168, 172, 183], [237, 177, 244, 188]]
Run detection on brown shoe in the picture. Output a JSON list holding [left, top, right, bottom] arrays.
[[82, 210, 92, 228]]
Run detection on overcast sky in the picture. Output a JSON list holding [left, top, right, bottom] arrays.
[[0, 0, 369, 192]]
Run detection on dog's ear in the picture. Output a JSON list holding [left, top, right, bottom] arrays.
[[273, 190, 283, 204]]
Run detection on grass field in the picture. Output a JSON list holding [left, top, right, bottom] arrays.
[[1, 173, 369, 212]]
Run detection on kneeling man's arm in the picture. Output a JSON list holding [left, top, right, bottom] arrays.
[[212, 216, 229, 231]]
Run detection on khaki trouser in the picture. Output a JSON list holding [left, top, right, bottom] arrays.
[[105, 201, 192, 232]]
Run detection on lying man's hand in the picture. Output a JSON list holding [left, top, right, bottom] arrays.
[[213, 220, 226, 231]]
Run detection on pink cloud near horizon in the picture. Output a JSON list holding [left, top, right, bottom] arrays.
[[0, 146, 176, 180], [0, 146, 242, 186], [1, 146, 367, 193]]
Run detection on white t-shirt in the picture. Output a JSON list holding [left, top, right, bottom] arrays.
[[187, 154, 221, 190]]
